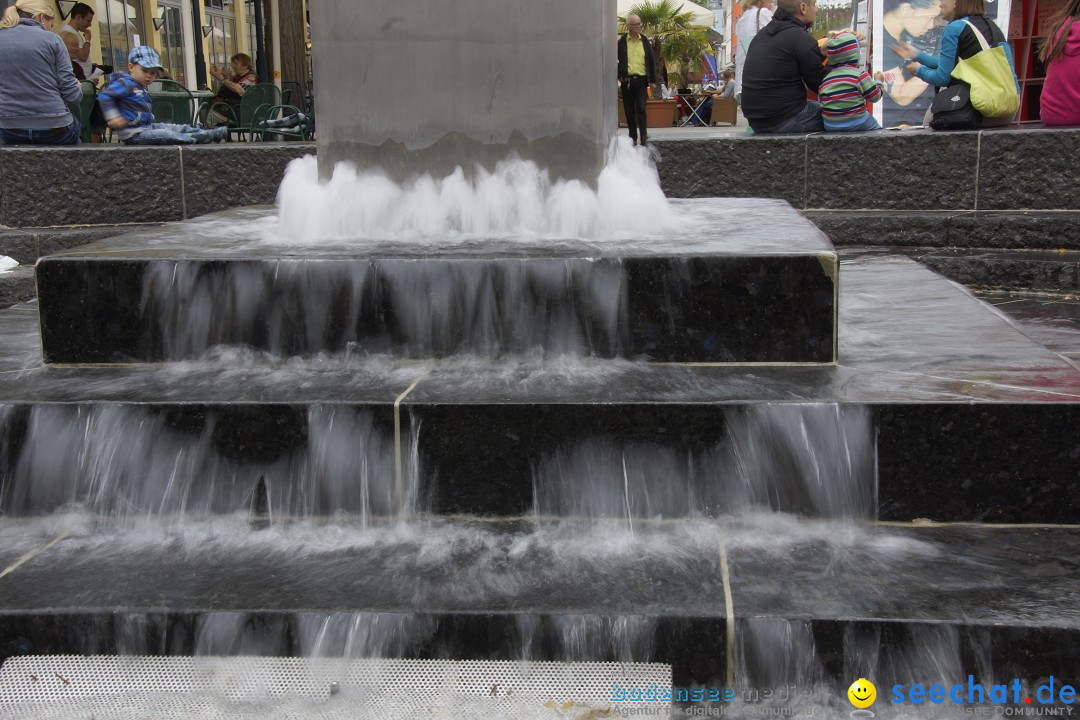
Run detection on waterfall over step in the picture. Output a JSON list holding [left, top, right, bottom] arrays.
[[1, 0, 1080, 715]]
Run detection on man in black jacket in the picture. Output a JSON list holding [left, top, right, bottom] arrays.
[[741, 0, 827, 133], [617, 14, 656, 145]]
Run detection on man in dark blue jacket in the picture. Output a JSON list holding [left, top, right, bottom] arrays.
[[617, 14, 657, 146], [741, 0, 827, 133]]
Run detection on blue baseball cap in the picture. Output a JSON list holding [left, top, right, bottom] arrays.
[[128, 46, 165, 70]]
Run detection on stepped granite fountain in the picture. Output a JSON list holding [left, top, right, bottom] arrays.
[[1, 0, 1080, 718]]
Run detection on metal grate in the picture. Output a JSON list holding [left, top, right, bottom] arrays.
[[0, 655, 672, 719]]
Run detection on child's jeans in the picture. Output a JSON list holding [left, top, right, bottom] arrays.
[[124, 122, 211, 145], [824, 114, 882, 132]]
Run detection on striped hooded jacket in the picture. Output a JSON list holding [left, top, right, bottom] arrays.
[[818, 33, 883, 128]]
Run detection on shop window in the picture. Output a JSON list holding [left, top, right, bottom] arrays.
[[97, 0, 146, 71]]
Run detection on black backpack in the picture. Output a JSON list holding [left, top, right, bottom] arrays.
[[929, 82, 983, 130]]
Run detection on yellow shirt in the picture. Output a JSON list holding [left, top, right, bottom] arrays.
[[627, 35, 646, 77]]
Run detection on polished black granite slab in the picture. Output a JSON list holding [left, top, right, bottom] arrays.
[[34, 201, 838, 364], [0, 518, 728, 684], [725, 521, 1080, 628], [0, 519, 1076, 683], [5, 256, 1080, 521]]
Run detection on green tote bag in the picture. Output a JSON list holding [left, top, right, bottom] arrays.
[[950, 19, 1020, 118]]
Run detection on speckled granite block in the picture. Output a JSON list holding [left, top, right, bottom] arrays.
[[877, 404, 1080, 523], [0, 267, 35, 308], [655, 137, 806, 206], [179, 144, 314, 218], [948, 212, 1080, 250], [0, 147, 183, 227], [806, 131, 979, 210], [804, 211, 951, 247], [977, 128, 1080, 211], [919, 250, 1080, 292], [0, 230, 37, 265]]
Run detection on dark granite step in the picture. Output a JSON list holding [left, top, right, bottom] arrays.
[[33, 201, 838, 364], [4, 255, 1080, 523], [915, 248, 1080, 293], [0, 519, 1076, 685], [0, 267, 34, 309]]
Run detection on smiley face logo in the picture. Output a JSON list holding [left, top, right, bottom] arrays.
[[848, 678, 877, 709]]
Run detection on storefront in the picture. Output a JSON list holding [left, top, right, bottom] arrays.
[[30, 0, 308, 91]]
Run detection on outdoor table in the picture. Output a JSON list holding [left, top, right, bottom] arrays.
[[149, 89, 214, 125]]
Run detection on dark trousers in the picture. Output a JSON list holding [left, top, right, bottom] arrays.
[[621, 76, 649, 144]]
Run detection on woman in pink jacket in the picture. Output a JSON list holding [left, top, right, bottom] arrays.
[[1039, 0, 1080, 126]]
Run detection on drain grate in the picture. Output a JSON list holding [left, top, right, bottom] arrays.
[[0, 655, 671, 719]]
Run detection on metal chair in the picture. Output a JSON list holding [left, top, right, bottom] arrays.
[[206, 83, 281, 142], [281, 80, 309, 113], [254, 103, 313, 141]]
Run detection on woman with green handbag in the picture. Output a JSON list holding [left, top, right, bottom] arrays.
[[890, 0, 1018, 128]]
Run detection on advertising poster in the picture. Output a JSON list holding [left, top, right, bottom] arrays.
[[873, 0, 1011, 126]]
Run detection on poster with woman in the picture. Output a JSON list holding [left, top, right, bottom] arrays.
[[873, 0, 1011, 126]]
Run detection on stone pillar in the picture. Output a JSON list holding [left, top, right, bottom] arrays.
[[310, 0, 616, 183]]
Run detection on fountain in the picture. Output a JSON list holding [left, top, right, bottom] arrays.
[[1, 0, 1079, 718]]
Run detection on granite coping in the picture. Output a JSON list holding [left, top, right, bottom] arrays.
[[36, 201, 835, 259], [3, 253, 1076, 404], [1, 127, 1077, 229]]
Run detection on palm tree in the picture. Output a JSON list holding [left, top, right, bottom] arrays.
[[619, 0, 711, 88]]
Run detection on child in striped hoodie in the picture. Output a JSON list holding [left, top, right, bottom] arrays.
[[819, 32, 886, 131]]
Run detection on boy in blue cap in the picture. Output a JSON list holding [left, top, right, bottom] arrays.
[[98, 46, 226, 145]]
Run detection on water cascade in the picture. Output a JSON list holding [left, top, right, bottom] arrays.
[[1, 0, 1079, 717]]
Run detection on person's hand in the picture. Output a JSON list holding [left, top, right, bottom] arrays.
[[890, 41, 919, 61], [905, 61, 922, 75], [873, 71, 885, 81], [107, 117, 128, 129], [82, 27, 91, 42]]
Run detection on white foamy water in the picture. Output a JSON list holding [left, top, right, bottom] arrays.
[[1, 402, 871, 521], [275, 138, 683, 242], [0, 404, 418, 523], [533, 404, 876, 523]]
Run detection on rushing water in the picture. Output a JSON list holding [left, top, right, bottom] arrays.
[[276, 139, 680, 243], [532, 404, 874, 523], [1, 402, 870, 522], [0, 404, 418, 523]]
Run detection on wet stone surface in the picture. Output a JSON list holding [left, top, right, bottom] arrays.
[[32, 200, 838, 364]]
